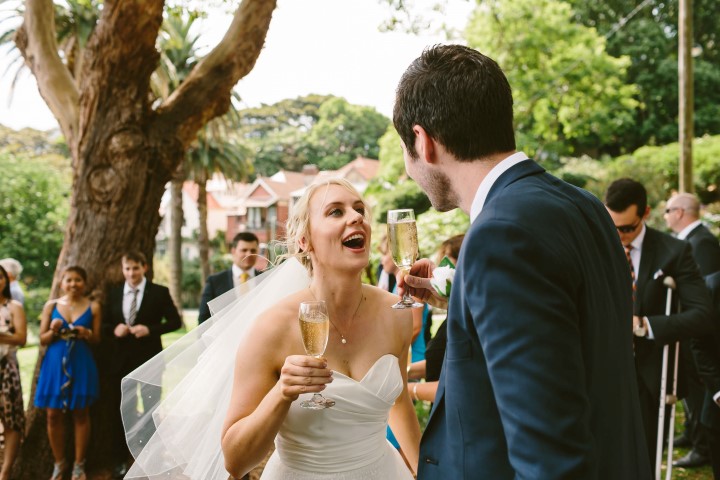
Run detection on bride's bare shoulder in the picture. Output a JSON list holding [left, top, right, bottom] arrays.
[[255, 290, 307, 327]]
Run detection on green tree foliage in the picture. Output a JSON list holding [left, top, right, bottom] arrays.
[[0, 143, 70, 288], [555, 135, 720, 215], [238, 95, 389, 176], [465, 0, 638, 159], [567, 0, 720, 150], [416, 208, 470, 259], [307, 97, 390, 170]]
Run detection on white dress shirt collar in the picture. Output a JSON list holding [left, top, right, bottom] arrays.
[[470, 151, 530, 223], [677, 220, 702, 240], [124, 277, 147, 295], [231, 264, 253, 279]]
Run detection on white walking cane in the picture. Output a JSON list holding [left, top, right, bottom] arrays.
[[655, 276, 680, 480]]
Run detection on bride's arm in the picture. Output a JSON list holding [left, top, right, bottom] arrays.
[[221, 308, 333, 478], [388, 309, 422, 476]]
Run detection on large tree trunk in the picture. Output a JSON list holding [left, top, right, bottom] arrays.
[[14, 0, 277, 475], [169, 175, 184, 308], [197, 177, 211, 286]]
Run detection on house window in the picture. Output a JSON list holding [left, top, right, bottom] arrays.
[[248, 207, 265, 229]]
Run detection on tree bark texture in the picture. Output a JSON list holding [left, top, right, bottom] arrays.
[[198, 178, 211, 286], [169, 176, 184, 309], [14, 0, 277, 474]]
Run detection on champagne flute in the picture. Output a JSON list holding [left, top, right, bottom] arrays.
[[298, 301, 336, 409], [387, 209, 424, 309]]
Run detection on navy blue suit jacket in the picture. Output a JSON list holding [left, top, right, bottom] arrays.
[[686, 224, 720, 277], [198, 268, 260, 323], [418, 160, 651, 479]]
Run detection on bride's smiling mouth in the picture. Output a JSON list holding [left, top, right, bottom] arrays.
[[342, 233, 366, 250]]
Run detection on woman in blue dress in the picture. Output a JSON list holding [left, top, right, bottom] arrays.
[[35, 266, 101, 480]]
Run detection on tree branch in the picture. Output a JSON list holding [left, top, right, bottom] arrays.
[[15, 0, 79, 142], [156, 0, 277, 147]]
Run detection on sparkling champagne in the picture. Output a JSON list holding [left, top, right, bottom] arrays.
[[388, 220, 418, 269], [299, 312, 329, 357]]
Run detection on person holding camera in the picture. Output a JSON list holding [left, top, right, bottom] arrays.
[[35, 266, 101, 480]]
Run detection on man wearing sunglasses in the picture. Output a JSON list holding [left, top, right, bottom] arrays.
[[605, 178, 713, 470], [664, 192, 720, 469]]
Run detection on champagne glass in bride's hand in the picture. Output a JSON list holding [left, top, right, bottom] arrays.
[[298, 301, 336, 410], [387, 209, 424, 309]]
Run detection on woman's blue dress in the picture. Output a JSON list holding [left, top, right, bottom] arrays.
[[34, 305, 99, 410]]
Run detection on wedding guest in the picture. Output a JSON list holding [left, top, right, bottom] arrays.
[[398, 45, 651, 478], [0, 259, 24, 306], [605, 179, 713, 469], [198, 232, 261, 324], [0, 265, 26, 480], [102, 251, 181, 479], [35, 266, 101, 480], [664, 192, 720, 468]]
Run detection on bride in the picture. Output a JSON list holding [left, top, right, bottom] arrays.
[[122, 178, 420, 479]]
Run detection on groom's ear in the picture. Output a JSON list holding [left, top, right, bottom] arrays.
[[412, 124, 437, 165]]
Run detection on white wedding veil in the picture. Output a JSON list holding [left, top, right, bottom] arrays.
[[121, 258, 310, 479]]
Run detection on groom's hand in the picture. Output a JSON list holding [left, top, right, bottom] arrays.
[[399, 259, 448, 310]]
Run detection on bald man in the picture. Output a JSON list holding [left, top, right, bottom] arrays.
[[665, 193, 720, 468], [665, 193, 720, 276]]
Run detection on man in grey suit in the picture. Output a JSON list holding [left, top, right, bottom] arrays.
[[198, 231, 260, 324], [664, 192, 720, 468], [399, 45, 650, 479]]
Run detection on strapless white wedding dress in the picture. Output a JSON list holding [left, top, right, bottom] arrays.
[[261, 354, 414, 479]]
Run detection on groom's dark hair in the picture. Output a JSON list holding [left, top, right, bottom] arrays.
[[393, 44, 516, 162]]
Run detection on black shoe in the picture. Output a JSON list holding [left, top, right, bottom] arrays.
[[112, 462, 128, 479], [673, 450, 710, 468], [673, 433, 692, 448]]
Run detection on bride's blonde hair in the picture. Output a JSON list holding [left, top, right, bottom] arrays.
[[283, 178, 371, 275]]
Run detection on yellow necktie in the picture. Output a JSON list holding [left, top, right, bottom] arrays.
[[240, 272, 249, 284]]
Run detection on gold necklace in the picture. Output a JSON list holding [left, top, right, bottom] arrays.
[[309, 287, 363, 345]]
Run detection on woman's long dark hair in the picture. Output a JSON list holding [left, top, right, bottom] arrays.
[[0, 265, 11, 300]]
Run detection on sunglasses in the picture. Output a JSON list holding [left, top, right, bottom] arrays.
[[616, 219, 642, 234]]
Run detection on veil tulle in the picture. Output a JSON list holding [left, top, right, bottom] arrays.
[[121, 258, 310, 479]]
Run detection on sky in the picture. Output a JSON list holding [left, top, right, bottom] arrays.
[[0, 0, 473, 132]]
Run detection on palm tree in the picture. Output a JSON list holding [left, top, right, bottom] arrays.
[[154, 10, 252, 301], [187, 115, 253, 283], [0, 0, 100, 99], [152, 9, 201, 307]]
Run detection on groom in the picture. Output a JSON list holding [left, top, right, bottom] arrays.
[[397, 45, 651, 478]]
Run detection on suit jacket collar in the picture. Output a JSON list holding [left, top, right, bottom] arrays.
[[480, 160, 545, 220], [682, 221, 705, 240], [470, 152, 530, 221]]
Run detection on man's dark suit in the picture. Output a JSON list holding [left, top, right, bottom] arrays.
[[691, 271, 720, 478], [686, 224, 720, 276], [418, 160, 651, 479], [631, 227, 712, 468], [198, 268, 260, 323], [678, 223, 720, 460], [101, 281, 181, 465]]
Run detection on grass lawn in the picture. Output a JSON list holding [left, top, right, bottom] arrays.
[[16, 309, 716, 478]]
